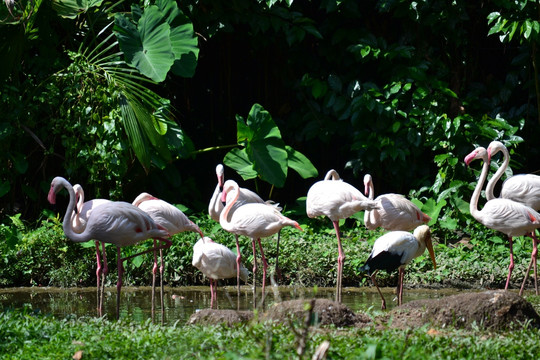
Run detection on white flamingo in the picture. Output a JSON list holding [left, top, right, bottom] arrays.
[[363, 174, 431, 231], [306, 169, 379, 302], [486, 140, 540, 295], [219, 179, 302, 301], [132, 192, 204, 310], [48, 177, 170, 317], [465, 147, 540, 291], [360, 225, 436, 309], [192, 236, 249, 308]]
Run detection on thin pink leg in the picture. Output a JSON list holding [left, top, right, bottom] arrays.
[[333, 221, 345, 303], [520, 233, 539, 296], [209, 279, 215, 309], [505, 236, 515, 290], [95, 241, 102, 314], [257, 238, 268, 295], [152, 239, 158, 316], [116, 246, 124, 319], [235, 235, 242, 295], [100, 242, 108, 312], [251, 238, 258, 307]]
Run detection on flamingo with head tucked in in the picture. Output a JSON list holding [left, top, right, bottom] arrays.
[[486, 140, 540, 295], [219, 179, 301, 302], [48, 176, 170, 318], [192, 236, 249, 308], [306, 169, 379, 302], [465, 147, 540, 291], [132, 192, 204, 312], [363, 174, 431, 231]]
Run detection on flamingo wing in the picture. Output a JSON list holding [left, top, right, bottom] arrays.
[[501, 174, 540, 210], [375, 194, 429, 231], [478, 198, 540, 237]]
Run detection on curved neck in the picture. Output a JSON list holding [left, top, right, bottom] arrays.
[[485, 147, 509, 201], [470, 155, 490, 219], [219, 182, 240, 232], [325, 170, 340, 180], [60, 181, 91, 243]]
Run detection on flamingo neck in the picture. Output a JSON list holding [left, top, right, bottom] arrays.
[[485, 146, 509, 201], [470, 154, 490, 219], [219, 183, 240, 232], [60, 180, 91, 243]]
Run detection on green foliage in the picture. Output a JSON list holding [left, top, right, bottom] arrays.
[[224, 104, 318, 189]]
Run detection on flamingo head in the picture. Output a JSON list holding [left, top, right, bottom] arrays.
[[486, 140, 504, 163], [132, 192, 158, 206], [48, 176, 68, 204], [216, 164, 225, 190], [464, 147, 487, 167], [363, 174, 372, 197]]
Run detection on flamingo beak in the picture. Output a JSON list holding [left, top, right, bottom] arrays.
[[487, 147, 492, 162], [47, 186, 56, 205], [425, 234, 437, 270], [464, 151, 477, 167]]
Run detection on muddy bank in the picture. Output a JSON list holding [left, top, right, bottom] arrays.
[[188, 290, 540, 331]]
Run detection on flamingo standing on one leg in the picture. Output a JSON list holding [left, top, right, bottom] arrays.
[[306, 169, 379, 302], [363, 174, 431, 231], [219, 180, 302, 305], [72, 184, 112, 313], [465, 147, 540, 291], [47, 176, 171, 318], [132, 192, 204, 313], [486, 140, 540, 295], [360, 225, 436, 309], [192, 236, 249, 308]]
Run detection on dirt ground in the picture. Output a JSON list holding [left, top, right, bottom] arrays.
[[188, 290, 540, 330]]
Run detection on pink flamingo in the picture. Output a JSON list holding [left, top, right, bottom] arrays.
[[71, 184, 112, 310], [208, 164, 226, 222], [360, 225, 436, 309], [132, 192, 204, 311], [363, 174, 431, 231], [48, 176, 171, 317], [465, 147, 540, 291], [486, 140, 540, 295], [192, 236, 249, 308], [306, 169, 379, 302], [219, 179, 301, 302]]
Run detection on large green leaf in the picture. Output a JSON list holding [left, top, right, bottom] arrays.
[[224, 148, 258, 180], [52, 0, 103, 19], [285, 146, 318, 179], [114, 6, 175, 82], [154, 0, 199, 77]]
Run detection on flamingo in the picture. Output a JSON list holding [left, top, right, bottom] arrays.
[[219, 179, 302, 302], [71, 184, 112, 310], [465, 147, 540, 291], [47, 176, 171, 317], [306, 169, 379, 302], [192, 236, 249, 308], [360, 225, 436, 309], [486, 140, 540, 295], [132, 192, 204, 312], [363, 174, 431, 231], [209, 164, 282, 293]]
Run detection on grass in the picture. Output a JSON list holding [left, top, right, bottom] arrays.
[[1, 303, 540, 360]]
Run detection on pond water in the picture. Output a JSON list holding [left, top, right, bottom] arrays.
[[0, 286, 464, 325]]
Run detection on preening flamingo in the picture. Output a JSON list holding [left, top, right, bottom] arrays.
[[72, 184, 112, 310], [306, 169, 379, 302], [486, 140, 540, 295], [48, 176, 171, 317], [363, 174, 431, 231], [132, 192, 204, 311], [360, 225, 436, 309], [465, 147, 540, 291], [192, 236, 249, 308], [208, 164, 226, 222], [219, 179, 302, 301]]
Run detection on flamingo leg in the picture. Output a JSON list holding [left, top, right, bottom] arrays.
[[257, 238, 268, 295], [274, 230, 282, 282], [235, 234, 241, 297], [116, 246, 124, 319], [209, 279, 215, 309], [251, 238, 258, 307], [505, 236, 515, 290], [370, 272, 386, 310], [100, 242, 108, 314], [151, 239, 158, 318], [95, 241, 102, 315], [333, 221, 345, 303], [519, 233, 539, 296], [159, 247, 164, 315], [398, 267, 405, 306]]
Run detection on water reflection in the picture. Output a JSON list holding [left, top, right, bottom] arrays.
[[0, 286, 462, 325]]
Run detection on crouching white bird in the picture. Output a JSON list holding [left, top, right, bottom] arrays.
[[360, 225, 436, 309], [192, 237, 249, 308]]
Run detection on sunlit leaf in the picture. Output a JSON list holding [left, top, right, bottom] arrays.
[[52, 0, 103, 19], [286, 146, 318, 179]]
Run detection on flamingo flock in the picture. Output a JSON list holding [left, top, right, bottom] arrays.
[[47, 140, 539, 315]]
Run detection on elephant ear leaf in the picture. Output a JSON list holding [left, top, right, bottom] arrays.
[[114, 6, 175, 82], [286, 146, 318, 179], [52, 0, 104, 19]]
